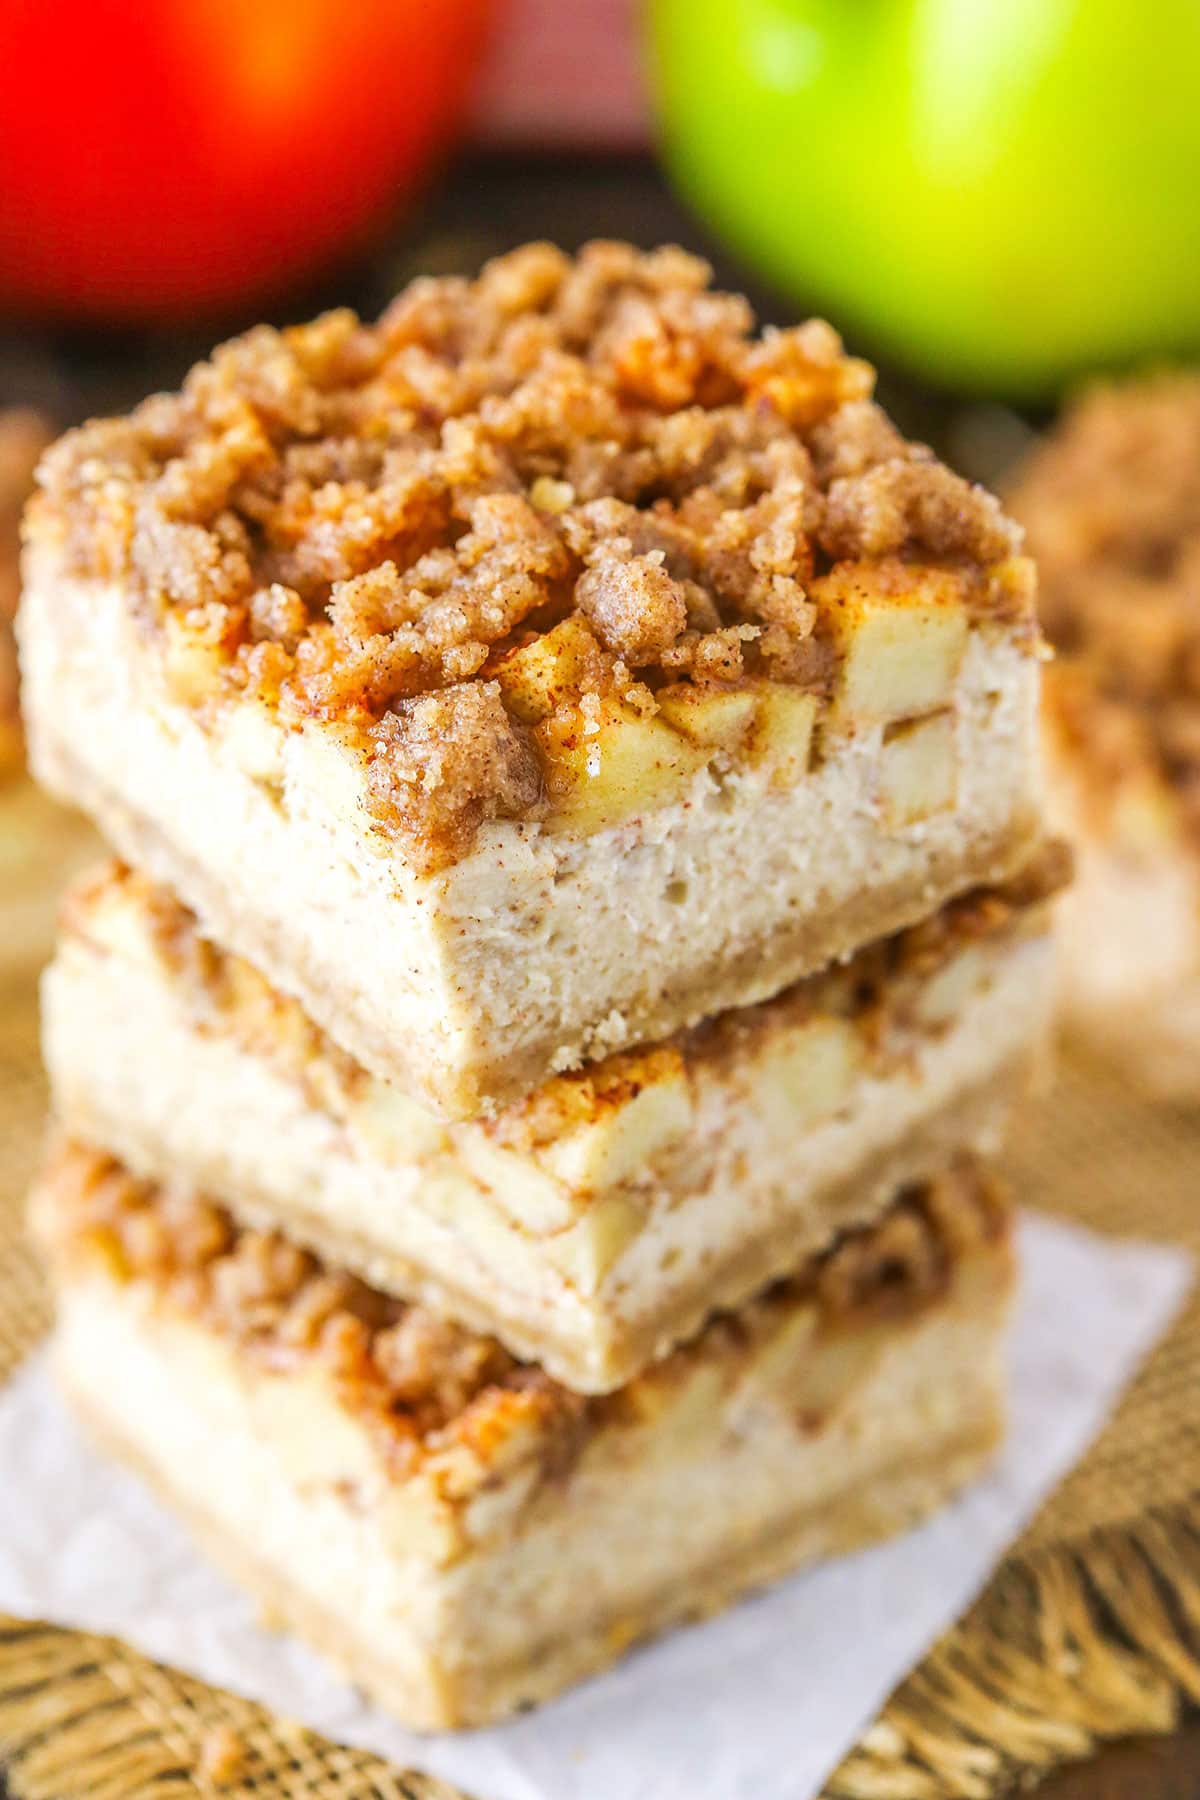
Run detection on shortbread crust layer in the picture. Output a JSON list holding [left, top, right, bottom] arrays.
[[36, 1142, 1013, 1730], [45, 854, 1060, 1389]]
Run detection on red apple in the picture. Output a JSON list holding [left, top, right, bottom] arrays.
[[0, 0, 493, 322]]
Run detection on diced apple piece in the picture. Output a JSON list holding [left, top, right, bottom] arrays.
[[814, 567, 969, 726], [757, 1016, 863, 1138], [656, 683, 758, 751], [747, 682, 819, 783], [786, 1323, 891, 1426], [420, 1170, 540, 1281], [494, 617, 605, 724], [912, 946, 989, 1028], [617, 1360, 725, 1448], [162, 612, 226, 706], [541, 1194, 645, 1295], [84, 883, 164, 972], [652, 1362, 727, 1453], [461, 1462, 544, 1547], [295, 723, 371, 832], [540, 1067, 693, 1192], [528, 475, 575, 515], [734, 1304, 818, 1408], [878, 710, 957, 829], [537, 696, 708, 835], [218, 701, 284, 783], [1110, 774, 1178, 853], [350, 1079, 448, 1164], [457, 1136, 577, 1234]]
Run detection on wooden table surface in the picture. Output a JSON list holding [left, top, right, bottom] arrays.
[[2, 148, 1196, 1800]]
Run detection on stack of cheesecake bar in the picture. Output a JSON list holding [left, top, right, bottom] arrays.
[[19, 244, 1059, 1729]]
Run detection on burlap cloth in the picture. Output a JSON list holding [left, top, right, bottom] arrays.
[[1, 778, 1197, 1800]]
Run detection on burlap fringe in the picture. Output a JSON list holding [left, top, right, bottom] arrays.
[[1, 1498, 1196, 1800], [830, 1497, 1200, 1798]]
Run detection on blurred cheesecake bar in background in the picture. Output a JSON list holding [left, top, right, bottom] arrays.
[[33, 1140, 1014, 1730], [43, 847, 1064, 1390], [19, 243, 1043, 1120], [21, 243, 1056, 1725], [0, 407, 98, 984], [1012, 373, 1200, 1092], [0, 409, 49, 773]]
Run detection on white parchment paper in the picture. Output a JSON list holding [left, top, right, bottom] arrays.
[[0, 1212, 1190, 1800]]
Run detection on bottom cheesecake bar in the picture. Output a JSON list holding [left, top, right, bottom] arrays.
[[34, 1142, 1014, 1731]]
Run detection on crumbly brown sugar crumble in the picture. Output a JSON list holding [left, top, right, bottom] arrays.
[[31, 243, 1029, 865], [1011, 372, 1200, 837], [43, 1141, 1007, 1472], [68, 843, 1068, 1157]]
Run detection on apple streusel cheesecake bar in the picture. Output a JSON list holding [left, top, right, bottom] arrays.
[[35, 1140, 1014, 1729]]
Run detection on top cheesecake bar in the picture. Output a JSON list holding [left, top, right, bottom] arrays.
[[20, 242, 1043, 1118]]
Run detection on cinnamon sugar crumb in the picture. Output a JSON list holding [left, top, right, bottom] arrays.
[[374, 1309, 512, 1420], [821, 457, 1019, 565], [575, 550, 688, 666], [365, 681, 542, 868]]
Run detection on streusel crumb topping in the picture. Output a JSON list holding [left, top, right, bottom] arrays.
[[31, 243, 1025, 865], [1012, 372, 1200, 836], [43, 1142, 1006, 1473]]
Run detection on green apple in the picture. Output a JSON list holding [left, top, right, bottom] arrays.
[[648, 0, 1200, 396]]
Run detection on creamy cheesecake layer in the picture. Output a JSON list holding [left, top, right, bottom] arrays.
[[21, 245, 1041, 1117], [22, 562, 1040, 1118], [45, 854, 1061, 1389], [36, 1143, 1012, 1730]]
